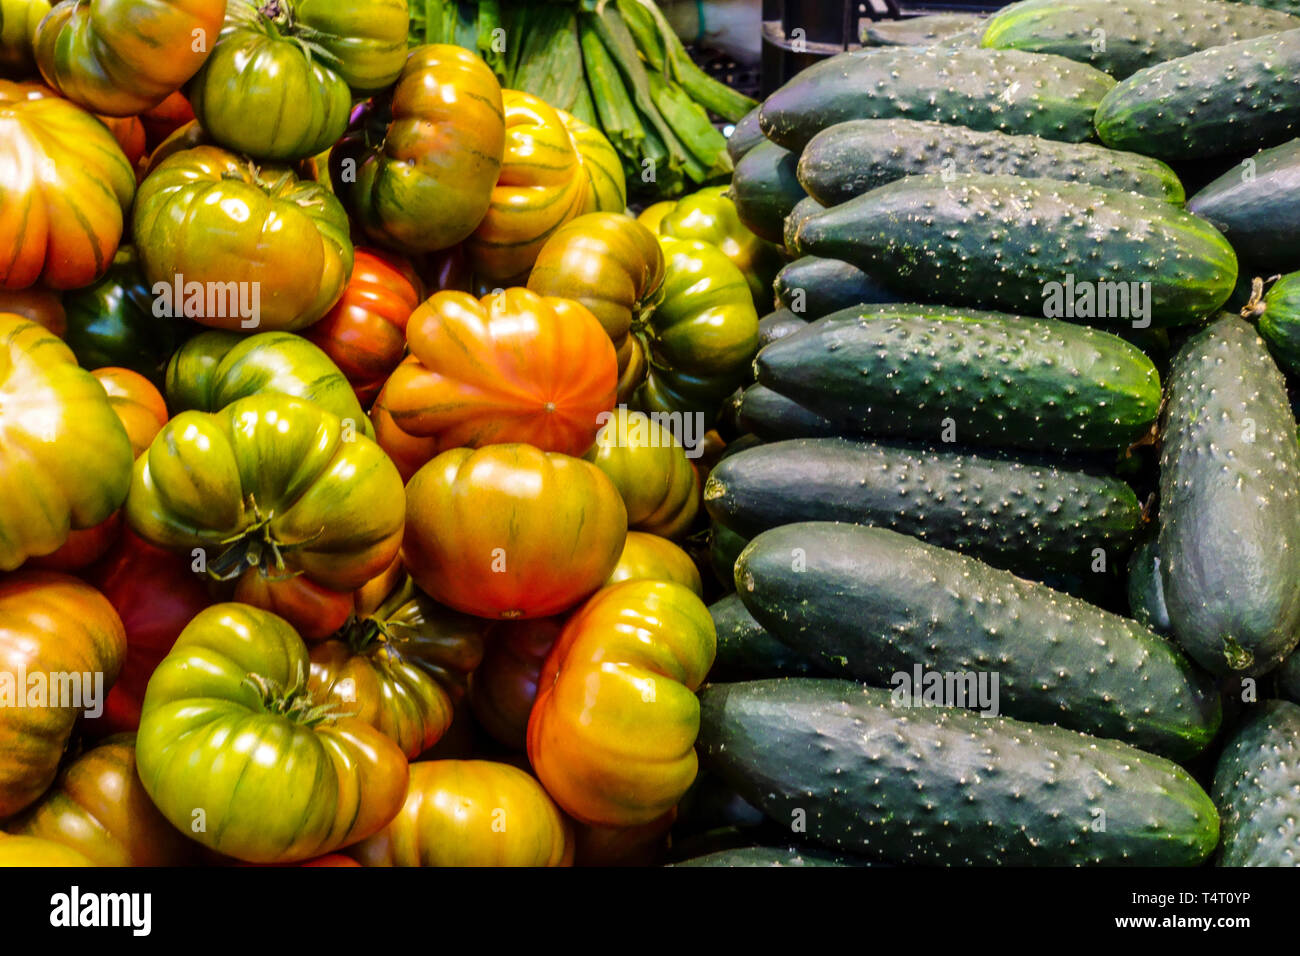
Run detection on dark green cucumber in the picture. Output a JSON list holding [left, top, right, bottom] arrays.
[[728, 138, 805, 245], [756, 309, 806, 348], [1275, 651, 1300, 703], [706, 437, 1143, 574], [1096, 30, 1300, 161], [792, 174, 1238, 325], [782, 195, 825, 254], [755, 304, 1162, 452], [708, 592, 825, 681], [708, 522, 751, 588], [1249, 272, 1300, 376], [758, 46, 1115, 153], [734, 523, 1220, 758], [670, 845, 866, 867], [1189, 140, 1300, 275], [735, 385, 849, 441], [1158, 315, 1300, 676], [1212, 699, 1300, 865], [699, 678, 1221, 865], [862, 13, 987, 47], [773, 256, 899, 319], [799, 119, 1185, 206], [1127, 533, 1172, 634], [981, 0, 1299, 79], [726, 106, 765, 163]]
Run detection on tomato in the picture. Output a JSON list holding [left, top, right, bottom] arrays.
[[465, 90, 588, 282], [133, 145, 354, 332], [232, 572, 354, 642], [136, 603, 409, 862], [371, 385, 441, 483], [138, 89, 193, 150], [308, 575, 487, 759], [468, 616, 564, 750], [606, 532, 703, 596], [0, 0, 50, 77], [6, 735, 194, 865], [126, 394, 405, 597], [634, 237, 760, 417], [404, 444, 627, 620], [299, 854, 361, 867], [85, 528, 212, 735], [0, 287, 65, 335], [0, 572, 127, 817], [60, 247, 189, 384], [636, 201, 674, 234], [33, 0, 225, 116], [331, 44, 505, 253], [0, 835, 94, 866], [585, 408, 700, 539], [376, 288, 616, 461], [573, 811, 676, 867], [526, 212, 664, 401], [190, 0, 408, 162], [0, 315, 133, 570], [93, 367, 168, 458], [656, 186, 784, 311], [304, 248, 423, 405], [95, 112, 146, 169], [560, 108, 627, 215], [165, 330, 373, 437], [351, 760, 574, 867], [413, 243, 473, 298], [528, 580, 716, 827], [0, 80, 134, 291], [26, 510, 122, 573]]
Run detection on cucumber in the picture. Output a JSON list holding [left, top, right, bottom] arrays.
[[981, 0, 1300, 79], [708, 592, 824, 681], [670, 845, 866, 867], [1127, 533, 1173, 634], [698, 678, 1221, 865], [799, 119, 1185, 206], [1276, 651, 1300, 703], [782, 195, 825, 254], [792, 174, 1238, 326], [755, 304, 1162, 453], [728, 139, 805, 245], [1212, 699, 1300, 865], [1248, 272, 1300, 376], [773, 256, 899, 319], [1158, 315, 1300, 676], [707, 437, 1143, 574], [1095, 30, 1300, 162], [734, 523, 1220, 758], [735, 384, 848, 441], [758, 47, 1116, 153], [726, 106, 765, 163], [708, 522, 750, 587], [862, 13, 987, 47], [1188, 139, 1300, 275], [756, 309, 806, 348]]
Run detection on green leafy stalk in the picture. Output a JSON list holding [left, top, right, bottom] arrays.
[[648, 70, 732, 182], [633, 0, 756, 121], [579, 15, 645, 162], [513, 6, 586, 110]]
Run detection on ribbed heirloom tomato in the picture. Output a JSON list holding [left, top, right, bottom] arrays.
[[92, 367, 168, 457], [350, 760, 574, 867], [376, 288, 617, 460], [585, 407, 700, 539], [404, 444, 628, 620], [0, 80, 135, 290], [560, 108, 627, 215], [136, 603, 409, 863], [0, 0, 50, 77], [606, 532, 703, 595], [528, 580, 716, 827], [469, 616, 565, 749]]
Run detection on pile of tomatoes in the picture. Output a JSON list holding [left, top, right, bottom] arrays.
[[0, 0, 778, 867]]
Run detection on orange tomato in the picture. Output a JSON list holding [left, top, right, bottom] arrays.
[[92, 367, 167, 458]]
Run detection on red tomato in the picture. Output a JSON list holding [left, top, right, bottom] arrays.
[[25, 511, 122, 573]]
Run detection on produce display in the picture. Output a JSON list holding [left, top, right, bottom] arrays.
[[0, 0, 1299, 878]]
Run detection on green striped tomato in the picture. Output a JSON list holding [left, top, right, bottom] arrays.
[[585, 408, 700, 539], [0, 0, 50, 77], [560, 108, 627, 215]]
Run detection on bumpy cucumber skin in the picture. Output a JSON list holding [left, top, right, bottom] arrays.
[[708, 592, 825, 682], [733, 523, 1221, 758], [799, 119, 1185, 206], [727, 107, 765, 163], [755, 304, 1162, 452], [793, 174, 1238, 325], [863, 13, 988, 47], [773, 256, 899, 319], [698, 678, 1221, 866], [782, 195, 825, 254], [1188, 140, 1300, 274], [670, 845, 864, 867], [758, 47, 1116, 153], [1212, 699, 1300, 866], [706, 437, 1143, 573], [756, 309, 807, 348], [982, 0, 1299, 79], [1159, 316, 1300, 677], [736, 385, 851, 441], [1255, 273, 1300, 375], [1095, 30, 1300, 161], [729, 139, 805, 244], [1127, 533, 1173, 634]]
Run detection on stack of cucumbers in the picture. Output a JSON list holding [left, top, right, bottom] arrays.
[[690, 1, 1300, 868]]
